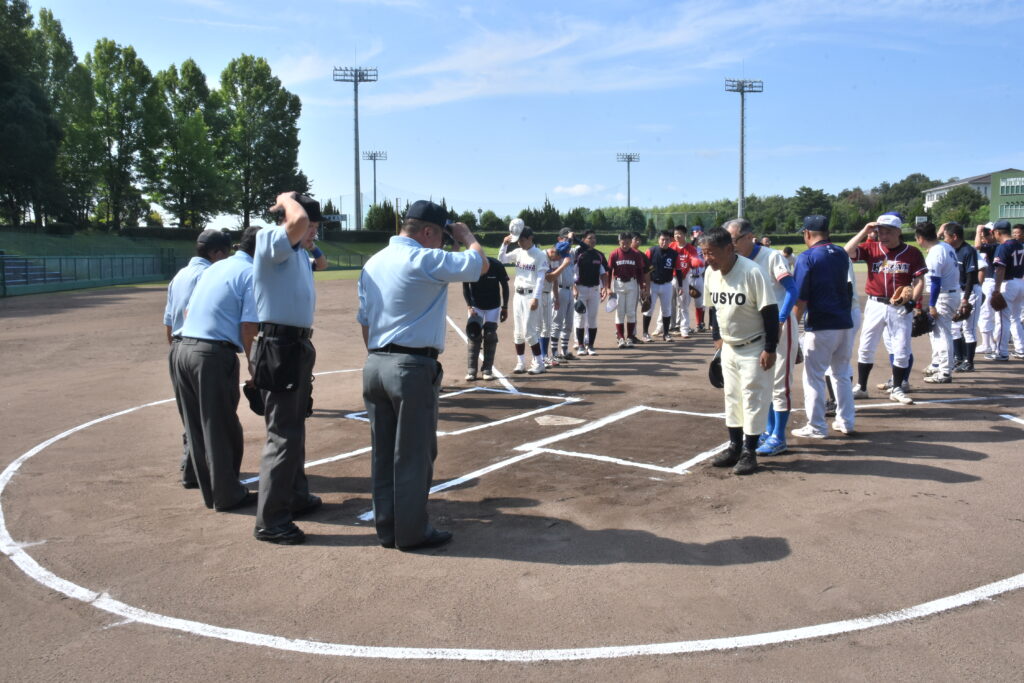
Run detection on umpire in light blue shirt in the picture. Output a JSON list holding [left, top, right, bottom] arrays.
[[175, 227, 261, 511], [357, 200, 487, 550], [164, 229, 231, 489], [251, 192, 322, 545]]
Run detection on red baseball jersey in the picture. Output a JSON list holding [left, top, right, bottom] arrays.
[[670, 241, 704, 277], [854, 241, 927, 298], [608, 248, 646, 282]]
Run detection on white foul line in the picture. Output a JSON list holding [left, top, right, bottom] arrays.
[[539, 448, 682, 475], [674, 442, 731, 473], [446, 315, 518, 393], [999, 414, 1024, 426]]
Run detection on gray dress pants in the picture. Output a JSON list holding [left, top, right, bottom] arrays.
[[168, 339, 196, 487], [174, 339, 248, 509], [255, 338, 316, 529], [362, 351, 442, 548]]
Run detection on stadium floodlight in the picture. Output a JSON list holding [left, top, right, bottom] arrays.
[[362, 151, 387, 207], [334, 67, 378, 230], [616, 153, 640, 208], [724, 78, 763, 218]]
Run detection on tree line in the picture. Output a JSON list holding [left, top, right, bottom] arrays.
[[0, 0, 306, 230]]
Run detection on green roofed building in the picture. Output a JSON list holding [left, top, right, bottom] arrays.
[[922, 168, 1024, 222]]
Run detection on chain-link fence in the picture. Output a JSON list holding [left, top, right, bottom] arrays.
[[0, 253, 168, 297]]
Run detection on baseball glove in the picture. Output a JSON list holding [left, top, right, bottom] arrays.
[[890, 285, 913, 306], [708, 348, 724, 389], [640, 291, 652, 314], [911, 309, 935, 337], [688, 285, 700, 299], [243, 380, 265, 416], [951, 298, 973, 322], [990, 290, 1008, 312], [574, 299, 587, 314]]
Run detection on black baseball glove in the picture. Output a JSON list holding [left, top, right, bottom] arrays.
[[708, 348, 724, 389], [688, 285, 700, 299], [911, 309, 935, 337], [243, 380, 265, 416]]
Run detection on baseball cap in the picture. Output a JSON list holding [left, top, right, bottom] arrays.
[[406, 200, 448, 227], [875, 213, 903, 229], [293, 193, 323, 222], [992, 219, 1012, 231], [196, 229, 232, 251], [236, 225, 261, 255], [690, 225, 704, 234], [555, 241, 572, 257], [800, 215, 828, 232]]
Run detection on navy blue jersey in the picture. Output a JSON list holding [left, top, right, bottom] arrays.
[[953, 243, 979, 290], [993, 239, 1024, 279], [794, 240, 853, 331], [463, 257, 509, 310], [645, 246, 678, 284], [574, 246, 608, 287]]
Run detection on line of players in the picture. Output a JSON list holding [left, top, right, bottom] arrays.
[[462, 223, 715, 380]]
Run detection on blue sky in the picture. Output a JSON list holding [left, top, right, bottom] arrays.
[[30, 0, 1024, 227]]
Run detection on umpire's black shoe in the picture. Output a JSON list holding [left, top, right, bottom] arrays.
[[732, 448, 758, 475], [216, 490, 257, 511], [712, 443, 741, 468], [254, 522, 306, 545], [181, 480, 199, 490], [292, 495, 323, 518], [399, 529, 453, 551]]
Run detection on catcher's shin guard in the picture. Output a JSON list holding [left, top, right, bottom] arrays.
[[468, 337, 482, 373], [482, 322, 498, 372]]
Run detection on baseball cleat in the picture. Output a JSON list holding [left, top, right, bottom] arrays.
[[464, 371, 477, 381], [629, 336, 642, 345], [562, 351, 576, 360], [680, 328, 691, 338], [985, 353, 1009, 361], [624, 337, 635, 347], [642, 333, 654, 343], [575, 345, 586, 357], [617, 338, 627, 348], [889, 388, 915, 405], [662, 333, 672, 342], [923, 365, 938, 377], [852, 384, 869, 399], [696, 323, 706, 333], [755, 436, 788, 456], [732, 449, 758, 475], [712, 444, 741, 468], [791, 424, 827, 439], [757, 431, 771, 447], [956, 361, 975, 372], [1013, 352, 1024, 360], [481, 370, 495, 380], [512, 360, 526, 374], [586, 346, 598, 356], [923, 373, 951, 383], [831, 421, 854, 435], [527, 360, 546, 374]]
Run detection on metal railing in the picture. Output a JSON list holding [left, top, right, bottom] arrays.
[[0, 254, 166, 297]]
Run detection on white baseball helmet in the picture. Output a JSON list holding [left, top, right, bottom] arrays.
[[509, 218, 525, 239]]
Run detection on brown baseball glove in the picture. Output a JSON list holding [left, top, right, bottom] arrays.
[[890, 285, 912, 306], [951, 298, 973, 322], [688, 285, 700, 299], [990, 290, 1008, 312]]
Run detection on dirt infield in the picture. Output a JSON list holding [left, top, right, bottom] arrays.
[[1, 280, 1023, 681]]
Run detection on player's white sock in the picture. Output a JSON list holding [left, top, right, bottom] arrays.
[[517, 354, 525, 365]]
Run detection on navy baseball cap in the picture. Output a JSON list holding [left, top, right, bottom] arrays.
[[293, 193, 323, 222], [690, 225, 704, 234], [196, 229, 232, 250], [800, 215, 828, 232], [406, 200, 448, 227], [993, 219, 1012, 231]]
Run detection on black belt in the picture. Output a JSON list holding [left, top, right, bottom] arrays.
[[371, 344, 439, 359], [171, 334, 183, 342], [869, 295, 902, 305], [516, 287, 534, 295], [181, 336, 239, 351], [559, 285, 572, 290], [260, 322, 313, 339], [652, 279, 672, 285], [615, 277, 634, 283], [731, 335, 763, 348]]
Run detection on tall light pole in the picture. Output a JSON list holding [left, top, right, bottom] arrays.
[[333, 66, 378, 230], [616, 153, 639, 208], [725, 78, 762, 219], [362, 150, 387, 207]]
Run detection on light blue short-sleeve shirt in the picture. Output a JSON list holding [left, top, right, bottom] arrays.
[[357, 236, 485, 352], [179, 252, 258, 351], [163, 257, 211, 334], [253, 226, 316, 328]]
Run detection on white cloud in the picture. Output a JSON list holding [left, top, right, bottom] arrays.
[[164, 16, 274, 31], [271, 42, 383, 87], [554, 184, 605, 197], [611, 192, 627, 202]]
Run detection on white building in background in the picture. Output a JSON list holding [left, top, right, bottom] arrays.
[[922, 172, 994, 210]]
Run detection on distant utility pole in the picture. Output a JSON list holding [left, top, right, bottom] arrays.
[[362, 150, 387, 207], [725, 78, 763, 219], [616, 153, 639, 208], [333, 66, 378, 230]]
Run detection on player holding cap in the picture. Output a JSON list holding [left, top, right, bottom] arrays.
[[845, 213, 926, 405], [723, 218, 799, 455], [702, 226, 779, 475], [499, 222, 549, 374]]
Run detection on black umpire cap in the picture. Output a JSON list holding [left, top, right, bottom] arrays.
[[293, 193, 323, 222], [406, 200, 448, 227], [196, 229, 232, 251], [800, 215, 828, 232]]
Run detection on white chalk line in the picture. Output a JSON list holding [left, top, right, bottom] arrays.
[[674, 442, 731, 473], [539, 448, 682, 475], [3, 383, 1024, 659], [999, 414, 1024, 426]]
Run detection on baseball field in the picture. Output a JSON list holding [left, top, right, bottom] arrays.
[[1, 279, 1022, 680]]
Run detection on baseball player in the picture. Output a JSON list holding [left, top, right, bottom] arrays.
[[988, 220, 1024, 360], [608, 232, 647, 347], [942, 222, 980, 371], [629, 232, 649, 344], [975, 224, 998, 356], [669, 226, 706, 337], [538, 247, 560, 367], [916, 222, 962, 383], [702, 226, 779, 475], [723, 219, 799, 455], [549, 231, 576, 360], [498, 226, 549, 374], [462, 256, 509, 381], [643, 230, 678, 342], [163, 230, 232, 489], [573, 230, 609, 355], [845, 213, 926, 405]]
